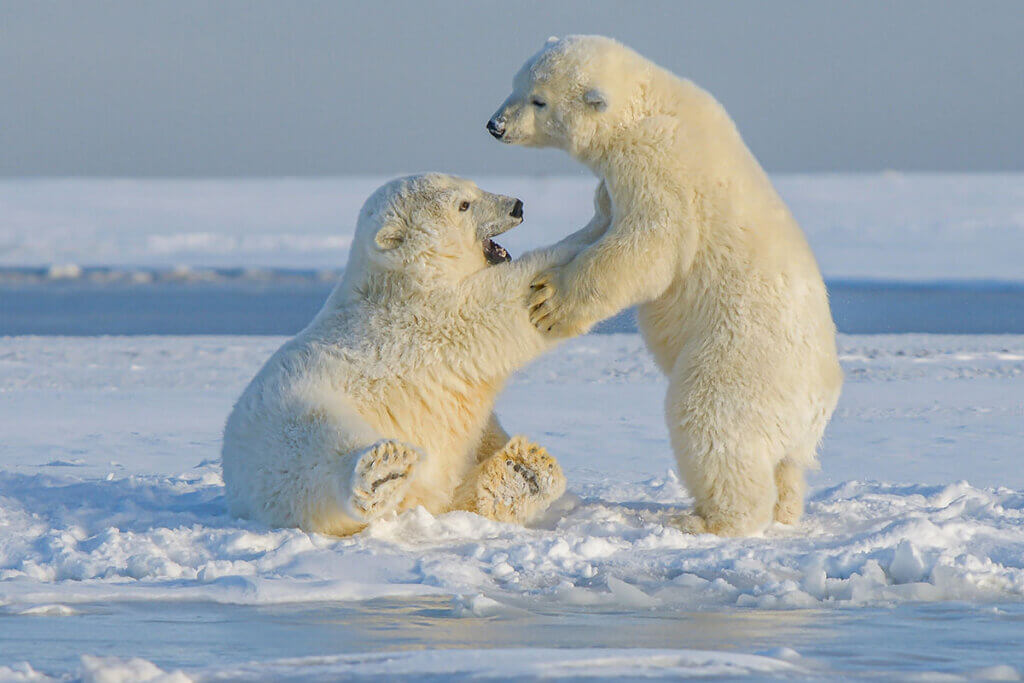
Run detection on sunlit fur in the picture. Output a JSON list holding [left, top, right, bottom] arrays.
[[222, 174, 567, 535], [492, 36, 843, 536]]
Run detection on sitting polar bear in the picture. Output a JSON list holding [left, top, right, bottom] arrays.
[[222, 174, 567, 536], [488, 36, 843, 536]]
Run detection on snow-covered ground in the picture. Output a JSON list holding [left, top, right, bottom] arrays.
[[2, 174, 1024, 281], [1, 333, 1022, 680]]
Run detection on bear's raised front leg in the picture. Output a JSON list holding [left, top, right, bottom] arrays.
[[453, 436, 566, 525], [342, 440, 423, 522], [528, 266, 593, 338], [546, 181, 614, 264], [528, 211, 686, 338]]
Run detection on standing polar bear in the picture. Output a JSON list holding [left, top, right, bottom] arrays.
[[222, 174, 567, 536], [488, 35, 843, 536]]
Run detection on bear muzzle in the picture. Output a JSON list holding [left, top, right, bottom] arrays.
[[479, 197, 523, 265], [486, 117, 506, 140]]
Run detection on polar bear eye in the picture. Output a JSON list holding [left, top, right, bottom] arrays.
[[459, 201, 471, 212], [531, 98, 547, 108]]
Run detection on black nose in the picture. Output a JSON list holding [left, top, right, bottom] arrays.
[[487, 118, 505, 139], [510, 199, 523, 219]]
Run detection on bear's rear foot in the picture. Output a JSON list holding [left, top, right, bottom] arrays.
[[473, 436, 566, 525], [671, 510, 773, 537], [347, 440, 421, 521], [671, 512, 708, 534]]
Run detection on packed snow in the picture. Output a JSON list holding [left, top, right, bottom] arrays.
[[2, 174, 1024, 281], [1, 333, 1022, 679]]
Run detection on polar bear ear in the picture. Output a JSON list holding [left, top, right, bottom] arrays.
[[545, 35, 559, 45], [373, 218, 406, 251], [583, 88, 608, 112]]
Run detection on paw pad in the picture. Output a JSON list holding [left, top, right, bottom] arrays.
[[348, 440, 420, 521]]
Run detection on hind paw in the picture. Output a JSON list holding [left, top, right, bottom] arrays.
[[346, 440, 421, 521], [671, 512, 708, 534], [474, 436, 566, 524]]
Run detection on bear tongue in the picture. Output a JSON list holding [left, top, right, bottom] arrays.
[[483, 239, 511, 265]]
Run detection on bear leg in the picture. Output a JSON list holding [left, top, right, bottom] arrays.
[[666, 357, 783, 536], [675, 449, 777, 537], [773, 458, 806, 525], [473, 412, 511, 463]]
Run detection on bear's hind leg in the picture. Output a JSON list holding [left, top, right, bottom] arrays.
[[473, 412, 511, 463], [672, 449, 777, 537], [773, 458, 806, 525], [453, 436, 566, 525], [344, 440, 423, 521], [666, 372, 778, 536]]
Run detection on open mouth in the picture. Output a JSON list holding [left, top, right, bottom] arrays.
[[483, 239, 511, 265]]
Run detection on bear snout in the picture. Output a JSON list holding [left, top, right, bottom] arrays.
[[510, 199, 523, 219], [486, 118, 506, 139]]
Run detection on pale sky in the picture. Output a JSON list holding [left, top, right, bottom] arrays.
[[1, 0, 1022, 176]]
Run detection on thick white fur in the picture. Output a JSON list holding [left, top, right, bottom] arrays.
[[222, 174, 566, 535], [490, 35, 843, 536]]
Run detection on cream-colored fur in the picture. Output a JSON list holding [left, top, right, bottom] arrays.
[[489, 36, 843, 536], [452, 436, 565, 525], [222, 174, 566, 535]]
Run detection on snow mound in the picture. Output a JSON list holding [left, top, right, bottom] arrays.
[[79, 655, 189, 683], [0, 464, 1021, 612]]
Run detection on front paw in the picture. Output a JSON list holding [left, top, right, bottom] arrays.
[[528, 271, 586, 337]]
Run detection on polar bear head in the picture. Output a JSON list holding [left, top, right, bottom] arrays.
[[347, 174, 523, 286], [487, 35, 651, 157]]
